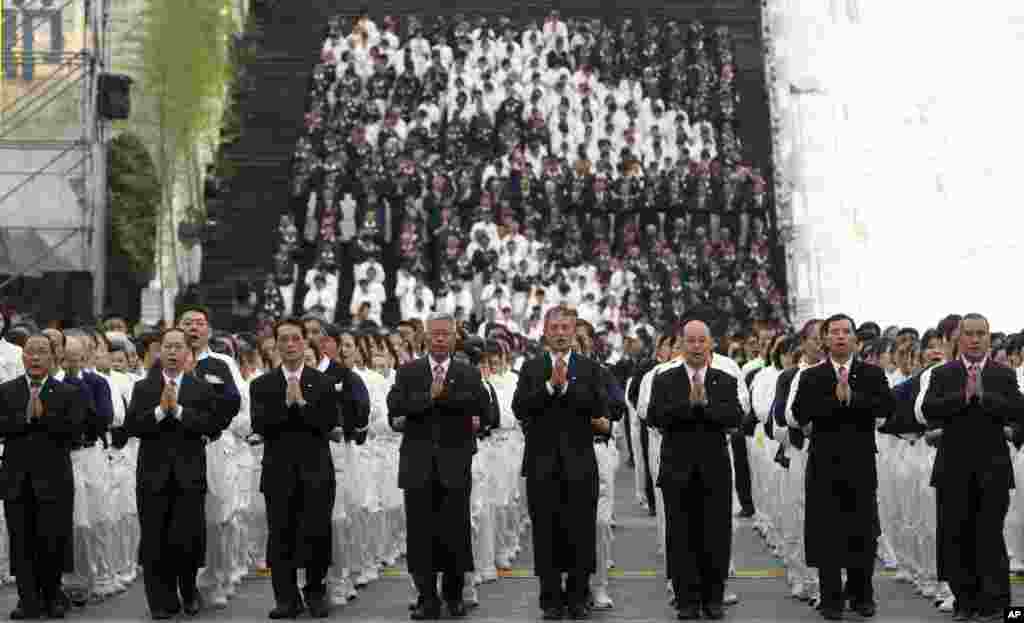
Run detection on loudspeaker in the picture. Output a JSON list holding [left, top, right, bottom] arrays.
[[97, 73, 133, 120]]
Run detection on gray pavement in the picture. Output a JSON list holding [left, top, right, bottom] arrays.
[[0, 465, 1018, 621]]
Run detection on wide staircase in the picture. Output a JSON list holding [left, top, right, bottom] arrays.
[[200, 2, 331, 327], [200, 0, 772, 330]]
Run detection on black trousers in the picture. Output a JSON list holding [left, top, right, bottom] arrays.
[[819, 565, 874, 610], [639, 421, 657, 514], [4, 481, 67, 612], [730, 432, 754, 512], [137, 483, 205, 614], [265, 476, 329, 606], [663, 469, 732, 609], [539, 572, 588, 612], [404, 460, 471, 606], [938, 476, 1011, 614]]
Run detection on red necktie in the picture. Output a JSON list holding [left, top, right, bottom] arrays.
[[838, 366, 848, 384]]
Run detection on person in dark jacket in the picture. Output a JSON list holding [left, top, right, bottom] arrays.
[[250, 318, 338, 619], [387, 312, 487, 620], [922, 313, 1024, 622], [792, 314, 893, 621], [513, 305, 609, 620], [126, 328, 228, 620], [0, 333, 84, 619], [648, 320, 740, 621]]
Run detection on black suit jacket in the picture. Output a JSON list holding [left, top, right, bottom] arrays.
[[321, 360, 370, 443], [387, 357, 486, 490], [792, 359, 891, 485], [126, 372, 226, 493], [512, 352, 610, 483], [922, 359, 1024, 489], [479, 379, 501, 439], [648, 364, 741, 488], [0, 376, 84, 502], [250, 366, 337, 495], [193, 355, 242, 441], [771, 367, 805, 449]]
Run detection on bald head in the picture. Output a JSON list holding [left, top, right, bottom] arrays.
[[679, 320, 712, 369], [64, 336, 85, 376]]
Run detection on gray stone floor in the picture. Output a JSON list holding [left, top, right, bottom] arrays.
[[1, 466, 1018, 621]]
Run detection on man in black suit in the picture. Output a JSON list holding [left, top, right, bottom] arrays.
[[387, 312, 486, 620], [791, 314, 892, 621], [512, 305, 610, 621], [647, 320, 740, 620], [178, 305, 242, 431], [125, 328, 227, 620], [922, 313, 1024, 622], [250, 318, 337, 619], [0, 333, 83, 619]]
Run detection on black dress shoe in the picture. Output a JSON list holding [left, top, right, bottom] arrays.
[[568, 603, 591, 619], [542, 606, 564, 620], [409, 602, 441, 620], [447, 600, 468, 618], [820, 606, 843, 620], [951, 610, 973, 622], [47, 600, 67, 618], [703, 603, 725, 619], [149, 609, 174, 621], [307, 595, 329, 619], [851, 601, 875, 617], [10, 605, 42, 620], [676, 604, 701, 620], [269, 601, 304, 619], [737, 507, 756, 518], [183, 597, 201, 616]]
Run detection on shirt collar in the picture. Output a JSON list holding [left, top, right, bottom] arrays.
[[163, 370, 184, 385], [683, 361, 709, 380], [26, 375, 48, 388], [282, 364, 305, 380], [429, 355, 451, 371], [961, 355, 988, 371], [317, 356, 331, 372], [196, 348, 211, 362], [830, 357, 853, 374]]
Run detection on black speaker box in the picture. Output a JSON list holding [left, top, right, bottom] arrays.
[[98, 73, 133, 120]]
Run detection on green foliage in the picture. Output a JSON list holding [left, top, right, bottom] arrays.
[[107, 132, 160, 277], [134, 0, 238, 223]]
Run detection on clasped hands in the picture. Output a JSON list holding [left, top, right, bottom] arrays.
[[689, 378, 707, 406], [835, 377, 851, 405], [286, 378, 305, 407], [159, 382, 178, 415], [549, 362, 568, 392]]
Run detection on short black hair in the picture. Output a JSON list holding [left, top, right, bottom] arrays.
[[274, 317, 305, 339], [177, 304, 211, 323], [822, 314, 857, 338], [321, 323, 341, 344], [24, 332, 55, 355], [160, 327, 188, 343], [920, 328, 943, 349]]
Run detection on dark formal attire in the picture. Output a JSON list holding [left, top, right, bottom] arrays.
[[126, 370, 226, 616], [922, 357, 1024, 617], [319, 359, 370, 443], [62, 370, 113, 448], [512, 351, 609, 613], [791, 358, 891, 614], [250, 365, 337, 613], [386, 356, 485, 611], [193, 351, 242, 440], [648, 364, 740, 614], [627, 359, 658, 513], [0, 376, 84, 616]]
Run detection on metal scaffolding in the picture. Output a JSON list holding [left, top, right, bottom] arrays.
[[0, 0, 109, 317]]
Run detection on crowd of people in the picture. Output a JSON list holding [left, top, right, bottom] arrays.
[[0, 302, 1022, 622], [261, 11, 782, 339]]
